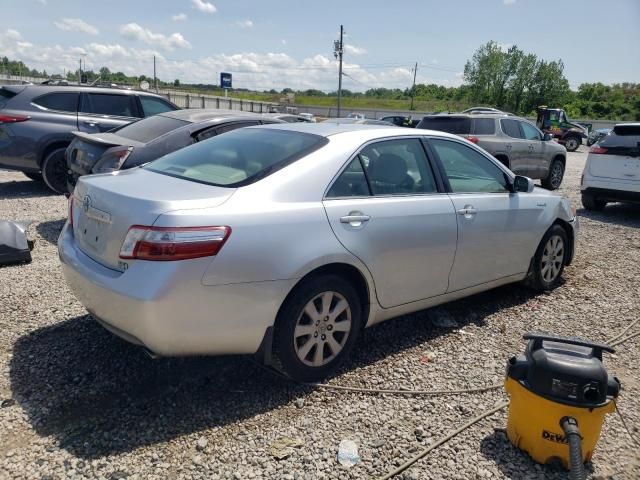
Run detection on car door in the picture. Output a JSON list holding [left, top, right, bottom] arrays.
[[519, 120, 546, 178], [427, 137, 543, 292], [500, 118, 530, 176], [78, 93, 140, 133], [323, 137, 458, 308]]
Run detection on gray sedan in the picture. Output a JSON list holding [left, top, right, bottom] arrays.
[[58, 124, 578, 381]]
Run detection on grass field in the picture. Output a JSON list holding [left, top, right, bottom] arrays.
[[169, 86, 472, 113]]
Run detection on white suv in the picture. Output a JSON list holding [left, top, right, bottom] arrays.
[[581, 123, 640, 210]]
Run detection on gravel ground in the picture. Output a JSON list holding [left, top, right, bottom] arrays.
[[0, 148, 639, 480]]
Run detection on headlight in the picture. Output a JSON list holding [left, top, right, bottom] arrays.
[[92, 146, 133, 174]]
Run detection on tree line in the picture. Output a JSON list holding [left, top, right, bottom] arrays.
[[2, 43, 638, 121]]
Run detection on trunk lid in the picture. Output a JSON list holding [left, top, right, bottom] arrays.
[[588, 125, 640, 180], [71, 168, 235, 271], [68, 131, 146, 175]]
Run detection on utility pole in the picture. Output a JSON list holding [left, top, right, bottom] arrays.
[[78, 58, 82, 84], [153, 55, 158, 93], [333, 25, 344, 117], [410, 62, 418, 111]]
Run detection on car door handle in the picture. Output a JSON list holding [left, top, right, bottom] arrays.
[[457, 206, 477, 216], [340, 213, 370, 225], [83, 120, 100, 126]]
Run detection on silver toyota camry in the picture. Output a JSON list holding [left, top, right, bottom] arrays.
[[58, 123, 578, 381]]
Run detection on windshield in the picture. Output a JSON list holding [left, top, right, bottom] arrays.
[[145, 127, 328, 187], [113, 115, 189, 143]]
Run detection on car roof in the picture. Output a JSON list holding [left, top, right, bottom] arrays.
[[254, 121, 462, 142], [17, 84, 168, 98], [159, 108, 274, 123]]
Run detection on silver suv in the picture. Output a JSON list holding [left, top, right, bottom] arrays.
[[0, 84, 178, 193], [416, 113, 567, 189]]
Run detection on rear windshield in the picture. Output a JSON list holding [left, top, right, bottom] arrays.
[[113, 115, 189, 143], [0, 88, 16, 108], [612, 125, 640, 136], [601, 125, 640, 148], [417, 116, 471, 134], [145, 128, 328, 187]]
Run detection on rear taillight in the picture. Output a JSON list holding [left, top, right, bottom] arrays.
[[119, 226, 231, 261], [68, 196, 74, 228], [465, 136, 479, 144], [0, 114, 29, 123], [92, 146, 133, 173], [589, 146, 608, 154]]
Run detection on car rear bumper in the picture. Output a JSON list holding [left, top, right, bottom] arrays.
[[582, 186, 640, 204], [58, 222, 296, 356]]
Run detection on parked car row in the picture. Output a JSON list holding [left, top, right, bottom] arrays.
[[0, 84, 179, 192]]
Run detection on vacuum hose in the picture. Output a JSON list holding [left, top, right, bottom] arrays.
[[560, 416, 586, 480]]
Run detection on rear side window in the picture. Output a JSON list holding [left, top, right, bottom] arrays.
[[417, 117, 471, 134], [32, 92, 79, 113], [81, 93, 137, 117], [472, 118, 495, 135], [113, 115, 189, 143], [0, 88, 17, 108], [140, 96, 176, 117], [501, 119, 523, 139], [146, 128, 328, 187]]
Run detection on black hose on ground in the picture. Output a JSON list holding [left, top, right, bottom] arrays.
[[560, 416, 586, 480]]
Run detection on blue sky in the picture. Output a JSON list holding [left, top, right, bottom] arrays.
[[2, 0, 639, 91]]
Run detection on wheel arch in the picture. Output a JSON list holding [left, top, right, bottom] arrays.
[[552, 218, 574, 266], [39, 141, 71, 168]]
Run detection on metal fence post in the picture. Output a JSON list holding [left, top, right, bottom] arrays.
[[216, 98, 220, 108], [186, 94, 190, 108], [229, 99, 232, 110], [202, 96, 205, 108]]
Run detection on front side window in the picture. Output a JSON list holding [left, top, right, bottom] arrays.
[[140, 96, 176, 117], [520, 122, 541, 141], [146, 128, 327, 187], [430, 139, 510, 194], [81, 93, 137, 117], [32, 92, 79, 113], [500, 119, 523, 139], [327, 138, 437, 197]]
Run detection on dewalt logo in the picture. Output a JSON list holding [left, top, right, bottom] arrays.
[[542, 430, 568, 444]]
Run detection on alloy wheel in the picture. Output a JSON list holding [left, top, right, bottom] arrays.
[[550, 162, 564, 189], [293, 291, 352, 367], [565, 138, 578, 151], [541, 235, 564, 283]]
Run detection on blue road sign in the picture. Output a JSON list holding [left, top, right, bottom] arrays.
[[220, 72, 232, 89]]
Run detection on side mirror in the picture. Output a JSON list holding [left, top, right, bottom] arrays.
[[543, 133, 553, 141], [513, 175, 535, 193]]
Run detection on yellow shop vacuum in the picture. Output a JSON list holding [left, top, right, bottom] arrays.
[[505, 333, 620, 479]]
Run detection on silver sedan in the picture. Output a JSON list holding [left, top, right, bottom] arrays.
[[58, 124, 578, 381]]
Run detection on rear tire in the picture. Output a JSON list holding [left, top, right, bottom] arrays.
[[527, 225, 568, 291], [274, 275, 362, 382], [541, 159, 564, 190], [581, 193, 606, 211], [564, 136, 580, 152], [41, 148, 68, 194], [23, 172, 43, 182]]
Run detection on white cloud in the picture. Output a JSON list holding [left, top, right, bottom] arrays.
[[53, 18, 99, 35], [432, 59, 438, 64], [0, 29, 461, 91], [191, 0, 216, 13], [497, 42, 513, 52], [236, 19, 254, 29], [172, 13, 187, 21], [344, 44, 367, 55], [119, 23, 191, 51], [281, 40, 287, 45], [503, 0, 516, 5]]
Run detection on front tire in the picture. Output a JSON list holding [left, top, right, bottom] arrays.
[[42, 148, 68, 194], [274, 275, 362, 382], [581, 193, 606, 211], [528, 225, 568, 291], [541, 159, 564, 190]]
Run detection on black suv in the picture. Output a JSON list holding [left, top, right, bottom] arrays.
[[0, 84, 178, 193]]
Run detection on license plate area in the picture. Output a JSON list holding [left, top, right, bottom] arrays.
[[77, 206, 111, 253]]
